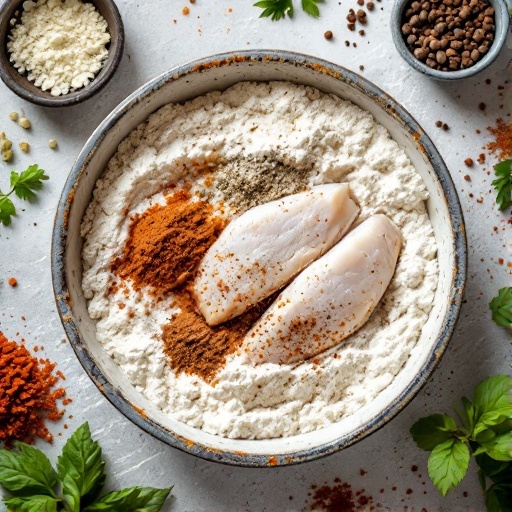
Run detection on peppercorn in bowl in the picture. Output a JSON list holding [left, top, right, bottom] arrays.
[[0, 0, 124, 107], [52, 51, 466, 466], [391, 0, 510, 80]]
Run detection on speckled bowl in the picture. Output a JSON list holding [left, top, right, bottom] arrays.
[[52, 51, 467, 467], [0, 0, 124, 107], [391, 0, 510, 80]]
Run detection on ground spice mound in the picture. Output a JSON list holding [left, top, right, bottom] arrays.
[[308, 480, 374, 511], [486, 118, 512, 160], [112, 190, 226, 295], [163, 290, 277, 382], [0, 332, 65, 446]]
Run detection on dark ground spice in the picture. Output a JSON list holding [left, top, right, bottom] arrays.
[[308, 480, 375, 511]]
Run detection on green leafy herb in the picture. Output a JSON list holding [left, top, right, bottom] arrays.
[[0, 164, 49, 226], [411, 375, 512, 510], [0, 423, 172, 512], [489, 287, 512, 328], [254, 0, 322, 20], [492, 159, 512, 211]]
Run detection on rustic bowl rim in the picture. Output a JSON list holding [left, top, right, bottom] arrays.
[[0, 0, 124, 107], [391, 0, 510, 80], [52, 50, 467, 467]]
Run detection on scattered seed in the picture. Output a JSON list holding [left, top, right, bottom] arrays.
[[48, 139, 58, 149], [2, 149, 13, 162], [324, 30, 333, 40], [9, 112, 18, 121], [18, 141, 29, 152], [464, 158, 474, 166], [18, 117, 31, 129]]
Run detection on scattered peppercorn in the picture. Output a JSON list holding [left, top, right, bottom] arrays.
[[442, 123, 450, 131], [435, 120, 443, 127], [324, 30, 333, 40], [464, 174, 471, 181], [478, 102, 486, 110], [8, 277, 18, 287], [182, 6, 190, 15], [464, 157, 474, 166]]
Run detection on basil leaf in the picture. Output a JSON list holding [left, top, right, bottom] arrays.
[[4, 495, 58, 512], [486, 484, 512, 512], [0, 443, 58, 498], [410, 414, 458, 451], [478, 433, 512, 462], [473, 376, 512, 431], [57, 422, 105, 512], [427, 439, 470, 496], [475, 452, 510, 479], [461, 396, 476, 431], [86, 487, 172, 512]]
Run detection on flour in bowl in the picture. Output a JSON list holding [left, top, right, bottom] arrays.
[[81, 81, 438, 439]]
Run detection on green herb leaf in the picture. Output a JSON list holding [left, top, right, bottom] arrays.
[[410, 414, 458, 451], [492, 159, 512, 211], [427, 438, 470, 496], [0, 196, 16, 226], [57, 422, 106, 512], [10, 165, 49, 201], [489, 288, 512, 328], [86, 487, 172, 512], [4, 495, 59, 512], [254, 0, 294, 20], [477, 433, 512, 462], [0, 443, 58, 498], [485, 484, 512, 512], [473, 375, 512, 433], [301, 0, 322, 17], [461, 396, 476, 431]]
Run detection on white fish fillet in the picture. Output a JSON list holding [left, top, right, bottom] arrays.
[[241, 214, 402, 365], [192, 184, 360, 326]]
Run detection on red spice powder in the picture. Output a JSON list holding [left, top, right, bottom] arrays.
[[308, 481, 374, 511], [487, 119, 512, 160], [0, 332, 66, 446]]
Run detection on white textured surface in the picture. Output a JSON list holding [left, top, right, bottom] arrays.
[[0, 1, 510, 510]]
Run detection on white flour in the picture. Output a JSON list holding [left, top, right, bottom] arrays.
[[81, 82, 438, 439]]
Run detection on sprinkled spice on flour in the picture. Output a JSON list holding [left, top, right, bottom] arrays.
[[486, 118, 512, 159], [0, 331, 66, 446], [111, 189, 275, 381], [112, 190, 226, 295]]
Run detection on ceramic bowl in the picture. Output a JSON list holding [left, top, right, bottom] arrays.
[[0, 0, 124, 107], [52, 51, 467, 467], [391, 0, 510, 80]]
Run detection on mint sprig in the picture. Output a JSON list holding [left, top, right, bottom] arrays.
[[411, 375, 512, 510], [0, 423, 172, 512], [0, 164, 49, 226]]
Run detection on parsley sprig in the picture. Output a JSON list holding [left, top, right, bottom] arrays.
[[411, 375, 512, 511], [0, 164, 49, 226], [492, 160, 512, 211], [254, 0, 322, 20], [0, 423, 172, 512], [490, 287, 512, 328]]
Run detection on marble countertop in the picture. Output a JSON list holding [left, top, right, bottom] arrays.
[[0, 1, 511, 510]]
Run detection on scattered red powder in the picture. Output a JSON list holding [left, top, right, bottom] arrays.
[[487, 119, 512, 160], [0, 332, 66, 446], [308, 481, 374, 511]]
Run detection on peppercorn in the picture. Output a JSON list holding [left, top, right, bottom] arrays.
[[324, 30, 333, 40], [49, 139, 58, 149]]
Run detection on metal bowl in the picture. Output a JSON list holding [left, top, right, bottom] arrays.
[[391, 0, 510, 80], [0, 0, 124, 107], [52, 51, 466, 467]]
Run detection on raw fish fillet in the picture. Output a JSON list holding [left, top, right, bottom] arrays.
[[192, 184, 360, 326], [241, 214, 402, 364]]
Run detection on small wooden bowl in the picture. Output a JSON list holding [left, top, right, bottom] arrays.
[[0, 0, 124, 107]]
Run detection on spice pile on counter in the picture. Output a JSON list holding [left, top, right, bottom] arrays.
[[0, 331, 67, 446], [7, 0, 111, 96], [401, 0, 495, 71]]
